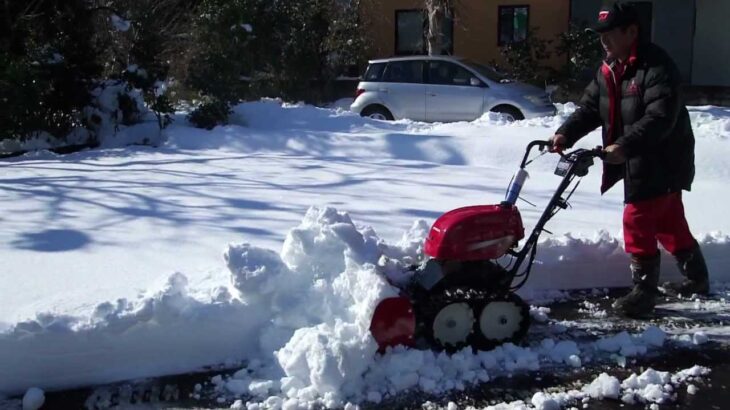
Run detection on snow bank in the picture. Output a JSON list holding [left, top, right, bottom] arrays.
[[0, 272, 270, 394], [0, 205, 674, 402]]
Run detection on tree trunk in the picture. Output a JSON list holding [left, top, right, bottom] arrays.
[[425, 0, 446, 55]]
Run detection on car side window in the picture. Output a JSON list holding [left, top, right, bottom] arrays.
[[364, 63, 386, 82], [382, 61, 424, 84], [428, 61, 477, 86]]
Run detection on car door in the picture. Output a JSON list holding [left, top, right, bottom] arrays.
[[426, 61, 486, 122], [379, 60, 426, 121]]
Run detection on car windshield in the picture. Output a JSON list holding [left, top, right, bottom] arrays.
[[460, 60, 514, 83]]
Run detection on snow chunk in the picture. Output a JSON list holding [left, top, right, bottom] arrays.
[[249, 380, 276, 397], [231, 399, 244, 408], [567, 355, 582, 368], [595, 331, 646, 357], [672, 365, 711, 383], [546, 340, 580, 366], [585, 373, 620, 399], [692, 331, 709, 345], [226, 379, 250, 395], [531, 392, 560, 410], [226, 244, 292, 295], [687, 384, 698, 395], [530, 306, 551, 323], [22, 387, 45, 410], [110, 14, 131, 31], [641, 326, 666, 347]]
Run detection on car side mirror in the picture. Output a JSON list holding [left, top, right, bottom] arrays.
[[470, 77, 484, 87]]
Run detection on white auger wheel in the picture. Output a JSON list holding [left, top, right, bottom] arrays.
[[432, 302, 475, 347], [478, 300, 525, 342]]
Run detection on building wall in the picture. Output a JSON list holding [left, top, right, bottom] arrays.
[[692, 0, 730, 86], [570, 0, 695, 84], [360, 0, 570, 68], [652, 0, 694, 83], [570, 0, 602, 26]]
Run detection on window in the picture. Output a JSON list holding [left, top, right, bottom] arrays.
[[396, 10, 425, 55], [396, 10, 454, 55], [427, 61, 476, 86], [629, 1, 653, 43], [461, 59, 509, 83], [498, 5, 529, 45], [363, 63, 387, 82], [382, 60, 424, 83]]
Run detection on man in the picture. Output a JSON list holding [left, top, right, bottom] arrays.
[[550, 1, 709, 317]]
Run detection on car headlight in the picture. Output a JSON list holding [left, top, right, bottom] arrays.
[[525, 95, 547, 105]]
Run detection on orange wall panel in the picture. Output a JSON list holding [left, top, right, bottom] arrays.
[[360, 0, 570, 68]]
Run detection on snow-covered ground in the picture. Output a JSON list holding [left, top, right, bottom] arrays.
[[1, 100, 729, 406]]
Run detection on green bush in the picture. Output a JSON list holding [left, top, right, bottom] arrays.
[[0, 0, 100, 142], [187, 98, 232, 130], [497, 27, 556, 86], [557, 22, 604, 81], [186, 0, 368, 110]]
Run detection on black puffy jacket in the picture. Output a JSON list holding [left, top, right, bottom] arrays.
[[557, 42, 695, 204]]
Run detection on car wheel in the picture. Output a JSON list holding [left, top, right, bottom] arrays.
[[491, 105, 524, 122], [361, 105, 394, 121]]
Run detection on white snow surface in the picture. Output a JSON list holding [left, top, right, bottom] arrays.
[[1, 100, 729, 399]]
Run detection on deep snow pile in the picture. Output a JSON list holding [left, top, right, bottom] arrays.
[[0, 205, 689, 403], [2, 100, 730, 401]]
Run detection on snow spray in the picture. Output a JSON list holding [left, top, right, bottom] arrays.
[[505, 169, 528, 205]]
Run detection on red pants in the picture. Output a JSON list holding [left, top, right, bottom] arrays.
[[623, 192, 696, 257]]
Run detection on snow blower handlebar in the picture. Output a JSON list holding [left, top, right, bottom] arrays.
[[507, 140, 605, 291], [519, 140, 552, 169], [520, 140, 606, 169]]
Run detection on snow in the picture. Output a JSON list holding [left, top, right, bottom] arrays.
[[0, 100, 729, 401], [584, 373, 620, 399], [530, 307, 551, 323], [21, 387, 44, 410], [641, 326, 667, 348], [110, 14, 131, 32], [485, 365, 711, 410], [692, 331, 709, 345]]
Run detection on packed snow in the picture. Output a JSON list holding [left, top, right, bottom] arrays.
[[1, 100, 729, 405]]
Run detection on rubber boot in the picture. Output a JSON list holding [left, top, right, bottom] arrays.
[[663, 242, 710, 296], [613, 253, 660, 318]]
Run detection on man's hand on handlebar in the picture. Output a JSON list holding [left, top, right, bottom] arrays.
[[603, 144, 626, 164], [549, 134, 567, 153]]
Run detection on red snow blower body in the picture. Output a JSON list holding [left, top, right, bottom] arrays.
[[424, 204, 525, 261], [370, 140, 605, 352]]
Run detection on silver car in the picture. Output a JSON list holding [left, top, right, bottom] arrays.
[[350, 56, 556, 122]]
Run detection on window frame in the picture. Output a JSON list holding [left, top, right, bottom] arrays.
[[395, 9, 426, 55], [382, 60, 426, 84], [395, 9, 455, 56], [363, 63, 387, 82], [497, 5, 530, 46], [426, 60, 481, 87]]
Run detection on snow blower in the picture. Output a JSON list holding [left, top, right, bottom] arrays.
[[370, 140, 606, 352]]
